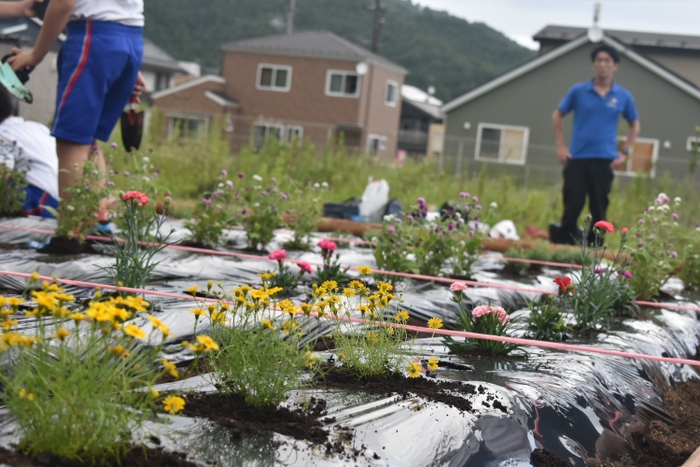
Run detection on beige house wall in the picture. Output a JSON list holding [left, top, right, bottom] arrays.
[[363, 63, 404, 157]]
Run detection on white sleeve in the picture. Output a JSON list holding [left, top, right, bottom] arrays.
[[0, 137, 16, 170]]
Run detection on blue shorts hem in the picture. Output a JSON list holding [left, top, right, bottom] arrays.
[[51, 128, 96, 145]]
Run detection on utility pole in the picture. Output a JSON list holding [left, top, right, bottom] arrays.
[[368, 0, 385, 53], [286, 0, 296, 35]]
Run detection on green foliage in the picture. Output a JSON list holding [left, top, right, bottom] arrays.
[[184, 171, 238, 247], [679, 226, 700, 290], [366, 218, 414, 285], [0, 142, 28, 216], [283, 179, 328, 250], [557, 219, 638, 332], [101, 193, 173, 291], [526, 297, 571, 341], [0, 283, 173, 464], [54, 156, 110, 244], [143, 0, 534, 102], [193, 283, 309, 408], [240, 174, 285, 250], [623, 193, 680, 301], [312, 275, 411, 378], [315, 239, 350, 286], [443, 291, 519, 356]]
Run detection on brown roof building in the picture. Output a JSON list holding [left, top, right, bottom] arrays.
[[152, 31, 408, 157]]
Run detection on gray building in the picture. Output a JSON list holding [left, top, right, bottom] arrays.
[[441, 27, 700, 186]]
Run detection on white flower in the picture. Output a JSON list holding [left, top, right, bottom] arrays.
[[383, 214, 396, 222], [371, 237, 379, 243], [143, 176, 150, 182], [253, 174, 263, 182], [674, 197, 681, 205], [218, 183, 224, 188], [660, 204, 670, 212], [490, 202, 498, 209], [657, 192, 667, 199], [321, 182, 329, 188], [454, 212, 462, 219], [66, 205, 75, 211], [313, 182, 320, 188], [142, 156, 150, 163], [254, 202, 260, 207]]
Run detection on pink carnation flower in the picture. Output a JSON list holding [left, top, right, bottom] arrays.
[[471, 305, 509, 323], [450, 281, 469, 292], [268, 249, 287, 261], [297, 261, 313, 275], [122, 190, 149, 207], [318, 239, 337, 251]]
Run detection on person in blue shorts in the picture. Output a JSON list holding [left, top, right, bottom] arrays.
[[8, 0, 146, 199], [0, 84, 59, 218], [552, 45, 640, 245]]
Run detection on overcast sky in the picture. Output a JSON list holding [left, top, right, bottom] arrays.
[[415, 0, 700, 49]]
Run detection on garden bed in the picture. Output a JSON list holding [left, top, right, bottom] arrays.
[[0, 216, 699, 466]]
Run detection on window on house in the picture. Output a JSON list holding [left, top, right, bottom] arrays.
[[326, 70, 360, 97], [168, 117, 206, 140], [257, 64, 292, 92], [385, 80, 398, 107], [367, 134, 387, 155], [287, 125, 303, 143], [687, 136, 700, 152], [254, 123, 284, 149], [475, 123, 529, 165], [616, 138, 659, 178]]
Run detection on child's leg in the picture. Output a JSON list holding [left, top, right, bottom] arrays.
[[55, 139, 106, 199]]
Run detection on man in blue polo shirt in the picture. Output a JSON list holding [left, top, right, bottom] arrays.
[[552, 45, 640, 245]]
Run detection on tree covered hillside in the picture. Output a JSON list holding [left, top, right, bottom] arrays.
[[144, 0, 535, 101]]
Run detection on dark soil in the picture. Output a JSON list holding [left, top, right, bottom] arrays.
[[0, 446, 199, 467], [37, 236, 98, 255], [183, 392, 330, 444], [622, 378, 700, 467], [544, 379, 700, 467], [530, 448, 569, 467], [314, 367, 478, 413]]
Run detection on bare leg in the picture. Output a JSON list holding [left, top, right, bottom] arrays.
[[56, 139, 106, 200]]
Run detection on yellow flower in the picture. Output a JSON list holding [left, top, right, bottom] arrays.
[[261, 319, 274, 330], [257, 272, 275, 280], [305, 351, 318, 368], [321, 280, 338, 291], [162, 395, 185, 414], [69, 312, 86, 322], [18, 388, 35, 401], [395, 310, 410, 322], [52, 328, 70, 341], [189, 307, 205, 318], [162, 359, 179, 378], [367, 332, 379, 343], [427, 356, 439, 372], [358, 305, 369, 315], [278, 299, 294, 309], [407, 362, 422, 378], [266, 286, 284, 296], [342, 288, 356, 298], [301, 303, 313, 316], [195, 335, 219, 352], [427, 317, 443, 330], [1, 319, 18, 330], [207, 280, 214, 290], [109, 345, 130, 359], [251, 289, 269, 300], [187, 285, 199, 295], [123, 324, 147, 340], [29, 271, 40, 283], [377, 282, 393, 294], [210, 311, 226, 324], [357, 266, 372, 276], [150, 387, 160, 399], [147, 315, 172, 337]]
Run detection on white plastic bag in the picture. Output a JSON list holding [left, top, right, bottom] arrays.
[[359, 178, 389, 223], [489, 220, 520, 240]]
